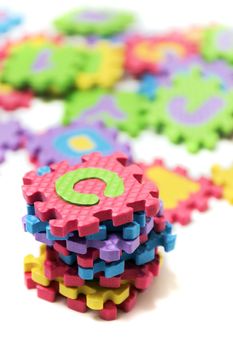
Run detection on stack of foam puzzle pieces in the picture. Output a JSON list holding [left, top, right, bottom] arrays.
[[22, 153, 176, 320], [1, 5, 233, 321]]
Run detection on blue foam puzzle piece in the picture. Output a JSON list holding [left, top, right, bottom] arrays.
[[25, 215, 47, 234], [37, 166, 51, 176], [0, 10, 22, 34], [139, 75, 158, 100], [78, 259, 125, 280], [27, 204, 35, 215], [105, 220, 141, 240], [133, 211, 146, 227], [59, 253, 76, 265], [122, 221, 140, 240], [46, 225, 73, 241], [85, 225, 107, 240]]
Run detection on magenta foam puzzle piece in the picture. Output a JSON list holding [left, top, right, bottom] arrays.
[[26, 120, 131, 166]]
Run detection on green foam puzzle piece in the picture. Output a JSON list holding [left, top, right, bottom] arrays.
[[1, 43, 85, 95], [148, 68, 233, 153], [62, 89, 150, 137], [55, 167, 124, 206], [54, 8, 134, 36], [201, 26, 233, 63]]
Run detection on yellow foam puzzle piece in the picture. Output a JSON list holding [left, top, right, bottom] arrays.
[[212, 165, 233, 204], [76, 42, 124, 89], [68, 135, 95, 151], [0, 83, 13, 94], [146, 166, 200, 209], [24, 245, 50, 286]]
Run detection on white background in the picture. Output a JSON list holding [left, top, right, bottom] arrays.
[[1, 1, 233, 350]]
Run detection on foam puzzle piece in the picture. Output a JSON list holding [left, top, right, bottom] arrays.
[[62, 89, 150, 137], [212, 164, 233, 204], [26, 120, 131, 166], [0, 120, 27, 163], [67, 233, 140, 261], [0, 9, 22, 34], [77, 223, 175, 279], [201, 26, 233, 64], [0, 83, 33, 111], [24, 248, 130, 311], [98, 288, 137, 320], [162, 55, 233, 89], [34, 232, 140, 264], [78, 258, 125, 279], [125, 33, 197, 76], [23, 206, 156, 240], [141, 159, 222, 225], [54, 8, 134, 36], [27, 244, 160, 291], [25, 270, 137, 320], [98, 256, 160, 289], [1, 43, 85, 95], [45, 246, 160, 290], [0, 33, 63, 61], [76, 42, 124, 89], [139, 74, 170, 100], [149, 68, 233, 153], [140, 56, 233, 101], [22, 152, 159, 237]]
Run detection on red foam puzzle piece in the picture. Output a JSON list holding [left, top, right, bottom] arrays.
[[125, 33, 198, 76], [22, 152, 159, 237], [25, 271, 138, 320]]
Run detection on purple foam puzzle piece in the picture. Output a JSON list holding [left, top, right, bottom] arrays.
[[0, 120, 26, 163], [35, 232, 53, 246], [66, 233, 140, 262], [162, 55, 233, 89], [140, 216, 154, 234], [26, 120, 132, 166]]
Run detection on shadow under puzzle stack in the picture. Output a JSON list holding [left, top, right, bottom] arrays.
[[22, 152, 176, 320]]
